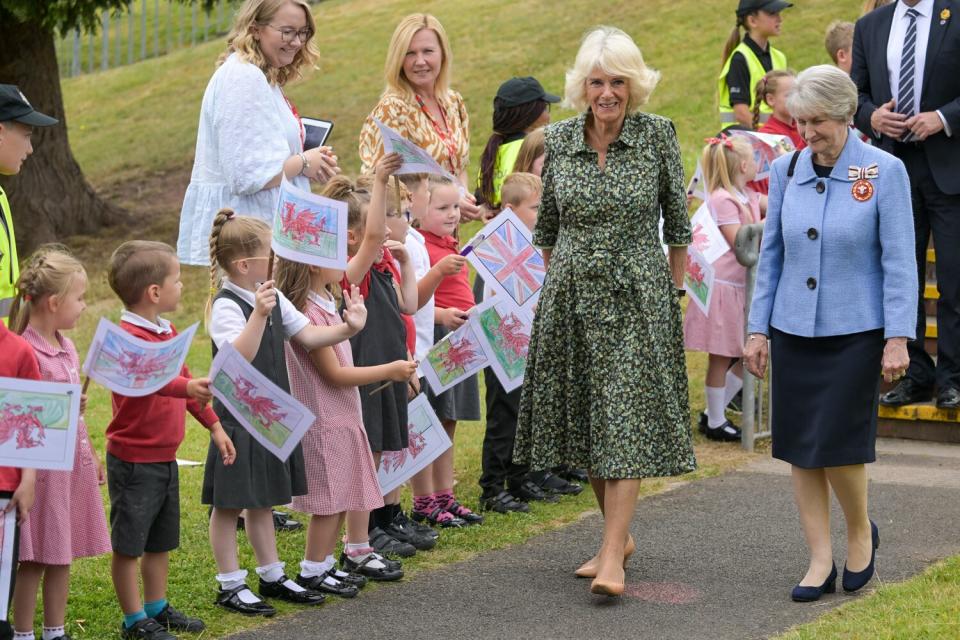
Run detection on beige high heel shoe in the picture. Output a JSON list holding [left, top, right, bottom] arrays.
[[574, 535, 635, 578]]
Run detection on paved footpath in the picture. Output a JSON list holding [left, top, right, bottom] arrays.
[[229, 439, 960, 640]]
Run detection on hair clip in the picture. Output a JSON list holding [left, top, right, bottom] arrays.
[[23, 294, 32, 302], [705, 133, 735, 150]]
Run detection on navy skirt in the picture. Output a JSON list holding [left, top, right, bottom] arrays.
[[770, 327, 883, 468]]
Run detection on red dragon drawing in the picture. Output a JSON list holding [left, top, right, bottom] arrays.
[[439, 338, 482, 374], [686, 255, 705, 285], [279, 202, 329, 244], [233, 377, 288, 430], [691, 223, 710, 252], [382, 424, 429, 473], [0, 403, 46, 449], [495, 313, 530, 359], [116, 349, 171, 386]]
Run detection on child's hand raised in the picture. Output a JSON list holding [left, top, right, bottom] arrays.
[[387, 359, 419, 381], [254, 280, 278, 318], [375, 152, 403, 184], [187, 377, 214, 405], [211, 423, 237, 466], [436, 254, 466, 276], [384, 239, 409, 263], [438, 307, 469, 330], [341, 285, 368, 333]]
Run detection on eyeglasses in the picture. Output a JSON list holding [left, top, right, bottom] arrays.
[[266, 24, 312, 44]]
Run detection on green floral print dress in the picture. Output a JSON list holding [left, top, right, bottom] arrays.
[[514, 111, 696, 479]]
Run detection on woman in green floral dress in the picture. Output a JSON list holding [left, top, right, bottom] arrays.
[[514, 26, 695, 597]]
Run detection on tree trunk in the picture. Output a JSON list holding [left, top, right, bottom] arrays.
[[0, 14, 126, 254]]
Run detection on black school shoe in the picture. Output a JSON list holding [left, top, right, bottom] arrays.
[[120, 618, 176, 639], [330, 567, 367, 588], [511, 479, 559, 503], [295, 571, 360, 598], [385, 511, 437, 550], [537, 471, 583, 496], [481, 490, 530, 513], [339, 551, 404, 581], [704, 420, 742, 442], [369, 526, 417, 557], [152, 604, 205, 632], [412, 506, 467, 528], [258, 575, 325, 605], [410, 516, 440, 540], [215, 584, 277, 617], [559, 467, 590, 483]]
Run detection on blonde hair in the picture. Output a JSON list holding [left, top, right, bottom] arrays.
[[10, 245, 86, 335], [787, 64, 858, 123], [323, 176, 371, 231], [564, 26, 660, 114], [825, 21, 854, 64], [206, 209, 271, 323], [513, 128, 545, 175], [108, 240, 178, 308], [700, 136, 753, 217], [275, 257, 312, 312], [383, 14, 452, 99], [427, 174, 458, 204], [219, 0, 319, 86], [752, 69, 795, 129], [501, 172, 542, 208]]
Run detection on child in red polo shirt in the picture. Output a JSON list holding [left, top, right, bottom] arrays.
[[106, 240, 235, 640], [417, 175, 483, 526]]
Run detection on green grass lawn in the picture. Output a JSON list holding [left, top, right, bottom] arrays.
[[30, 0, 957, 637]]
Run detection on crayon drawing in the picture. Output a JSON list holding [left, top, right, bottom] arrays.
[[0, 377, 81, 471], [689, 203, 730, 265], [466, 210, 545, 312], [421, 322, 488, 395], [474, 297, 532, 392], [272, 177, 348, 268], [209, 344, 315, 462], [373, 117, 450, 176], [83, 319, 197, 397], [378, 395, 452, 495], [683, 249, 716, 316], [0, 500, 14, 619]]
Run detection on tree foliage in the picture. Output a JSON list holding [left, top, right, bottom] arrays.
[[0, 1, 217, 38]]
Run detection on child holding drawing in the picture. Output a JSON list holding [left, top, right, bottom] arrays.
[[104, 240, 235, 639], [683, 136, 763, 443], [754, 70, 804, 149], [7, 247, 110, 640], [205, 212, 366, 616], [415, 174, 483, 527]]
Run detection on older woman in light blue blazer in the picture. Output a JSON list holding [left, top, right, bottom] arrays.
[[744, 65, 917, 603]]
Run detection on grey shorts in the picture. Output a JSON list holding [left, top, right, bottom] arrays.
[[107, 453, 180, 557]]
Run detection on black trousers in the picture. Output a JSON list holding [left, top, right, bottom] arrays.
[[897, 143, 960, 391], [479, 367, 529, 499]]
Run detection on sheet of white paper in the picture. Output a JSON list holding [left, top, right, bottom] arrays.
[[374, 117, 451, 176], [421, 320, 489, 395], [82, 318, 197, 397], [176, 458, 203, 467], [686, 164, 706, 202], [0, 376, 81, 471], [208, 343, 315, 462], [689, 202, 731, 264], [683, 248, 716, 316], [377, 394, 452, 495], [727, 130, 794, 182], [271, 176, 349, 269], [472, 296, 532, 393]]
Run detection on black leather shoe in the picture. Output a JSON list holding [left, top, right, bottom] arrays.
[[698, 411, 708, 435], [512, 479, 559, 503], [880, 379, 934, 406], [214, 585, 276, 617], [330, 568, 367, 588], [481, 490, 530, 513], [120, 619, 176, 640], [339, 551, 404, 581], [705, 420, 742, 442], [445, 500, 484, 524], [561, 467, 589, 483], [369, 526, 417, 557], [258, 575, 325, 605], [409, 516, 440, 539], [791, 564, 837, 602], [295, 571, 360, 598], [412, 506, 467, 528], [539, 471, 583, 496], [153, 604, 205, 632], [937, 387, 960, 409], [385, 511, 436, 550]]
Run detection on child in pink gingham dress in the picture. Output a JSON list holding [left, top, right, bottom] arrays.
[[9, 248, 110, 640]]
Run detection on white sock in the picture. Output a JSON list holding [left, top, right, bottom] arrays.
[[345, 542, 369, 554], [299, 559, 327, 579], [255, 561, 286, 583], [706, 385, 727, 428], [42, 628, 65, 640], [724, 370, 743, 406], [14, 632, 35, 640], [324, 554, 336, 570], [215, 569, 248, 591]]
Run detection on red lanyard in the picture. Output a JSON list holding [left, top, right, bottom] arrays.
[[282, 92, 305, 149], [415, 94, 460, 175]]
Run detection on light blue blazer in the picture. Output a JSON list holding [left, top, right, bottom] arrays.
[[747, 133, 917, 339]]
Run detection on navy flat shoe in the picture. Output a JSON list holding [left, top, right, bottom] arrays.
[[843, 520, 879, 592], [791, 563, 837, 602]]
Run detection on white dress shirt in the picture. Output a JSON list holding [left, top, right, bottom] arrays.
[[404, 228, 435, 363], [209, 279, 309, 350], [120, 310, 174, 335]]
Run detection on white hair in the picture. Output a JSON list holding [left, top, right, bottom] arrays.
[[786, 64, 858, 122], [564, 26, 660, 113]]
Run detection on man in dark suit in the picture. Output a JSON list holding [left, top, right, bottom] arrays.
[[852, 0, 960, 409]]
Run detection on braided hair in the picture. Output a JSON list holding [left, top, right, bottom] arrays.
[[9, 245, 86, 335], [752, 69, 795, 129], [205, 208, 271, 328]]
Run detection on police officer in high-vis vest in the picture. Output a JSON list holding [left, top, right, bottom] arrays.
[[718, 0, 792, 130], [0, 85, 58, 324]]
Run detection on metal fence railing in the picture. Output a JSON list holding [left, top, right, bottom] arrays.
[[734, 222, 772, 451]]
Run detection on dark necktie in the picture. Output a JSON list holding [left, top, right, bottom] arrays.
[[898, 8, 921, 142]]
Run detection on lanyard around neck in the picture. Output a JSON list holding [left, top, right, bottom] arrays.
[[415, 94, 460, 175]]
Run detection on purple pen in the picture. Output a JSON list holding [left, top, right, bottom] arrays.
[[460, 233, 485, 256]]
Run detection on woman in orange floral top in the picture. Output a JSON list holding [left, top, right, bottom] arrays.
[[359, 13, 481, 220]]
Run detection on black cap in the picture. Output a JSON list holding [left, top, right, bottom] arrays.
[[495, 77, 561, 109], [736, 0, 793, 17], [0, 85, 58, 127]]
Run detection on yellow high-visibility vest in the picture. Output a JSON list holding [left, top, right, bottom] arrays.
[[0, 186, 19, 325], [718, 41, 787, 129], [476, 138, 524, 207]]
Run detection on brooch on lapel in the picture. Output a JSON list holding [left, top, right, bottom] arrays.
[[848, 163, 878, 202], [941, 8, 951, 25]]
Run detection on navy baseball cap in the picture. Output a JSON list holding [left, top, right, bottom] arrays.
[[736, 0, 793, 16], [495, 77, 561, 109], [0, 84, 58, 127]]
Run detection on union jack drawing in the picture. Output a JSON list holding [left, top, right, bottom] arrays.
[[474, 220, 546, 307]]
